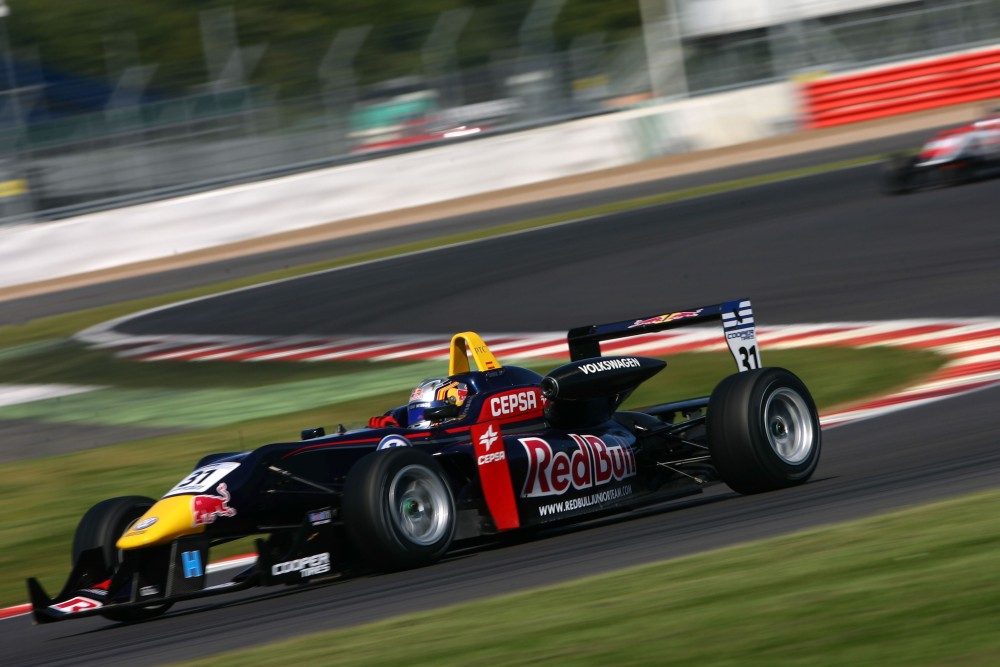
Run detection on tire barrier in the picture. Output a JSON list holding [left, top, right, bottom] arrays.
[[801, 47, 1000, 129]]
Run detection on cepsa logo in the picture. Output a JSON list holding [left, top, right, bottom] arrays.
[[477, 424, 505, 465], [488, 388, 542, 418], [520, 434, 636, 497]]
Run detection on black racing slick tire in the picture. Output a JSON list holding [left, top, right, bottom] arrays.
[[707, 368, 821, 495], [72, 495, 173, 622], [72, 496, 154, 568], [341, 448, 456, 572]]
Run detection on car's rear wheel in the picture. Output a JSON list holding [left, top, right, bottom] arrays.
[[73, 496, 174, 622], [707, 368, 821, 494], [341, 448, 456, 572]]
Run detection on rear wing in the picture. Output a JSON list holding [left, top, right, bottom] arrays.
[[567, 298, 762, 372]]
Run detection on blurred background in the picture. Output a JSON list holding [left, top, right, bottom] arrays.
[[1, 0, 999, 225]]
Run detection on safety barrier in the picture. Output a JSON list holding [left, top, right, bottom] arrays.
[[801, 48, 1000, 129]]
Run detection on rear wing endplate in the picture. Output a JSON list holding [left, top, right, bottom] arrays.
[[567, 298, 762, 372]]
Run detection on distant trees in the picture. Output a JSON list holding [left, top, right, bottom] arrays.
[[6, 0, 642, 96]]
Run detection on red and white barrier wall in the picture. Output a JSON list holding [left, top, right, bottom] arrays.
[[801, 46, 1000, 129]]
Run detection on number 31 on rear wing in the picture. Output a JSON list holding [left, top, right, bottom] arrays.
[[566, 298, 762, 371]]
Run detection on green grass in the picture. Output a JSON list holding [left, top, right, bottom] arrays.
[[0, 343, 939, 427], [0, 346, 944, 609], [0, 340, 383, 388], [173, 488, 1000, 666], [619, 346, 935, 415]]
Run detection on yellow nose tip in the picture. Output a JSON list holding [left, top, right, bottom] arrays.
[[116, 496, 206, 550]]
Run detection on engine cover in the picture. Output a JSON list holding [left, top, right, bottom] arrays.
[[541, 356, 665, 427]]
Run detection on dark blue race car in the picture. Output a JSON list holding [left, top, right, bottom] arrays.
[[29, 298, 821, 624]]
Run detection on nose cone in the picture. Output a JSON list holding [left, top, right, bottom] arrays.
[[116, 496, 205, 550]]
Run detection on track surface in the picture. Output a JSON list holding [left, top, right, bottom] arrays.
[[117, 164, 997, 336], [0, 126, 931, 325], [4, 148, 1000, 666]]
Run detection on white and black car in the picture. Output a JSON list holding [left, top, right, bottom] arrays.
[[882, 111, 1000, 194]]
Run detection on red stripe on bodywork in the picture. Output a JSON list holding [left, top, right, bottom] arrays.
[[282, 433, 432, 458], [471, 422, 520, 531]]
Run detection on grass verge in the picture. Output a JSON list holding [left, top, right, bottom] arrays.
[[0, 345, 940, 427], [175, 488, 1000, 667]]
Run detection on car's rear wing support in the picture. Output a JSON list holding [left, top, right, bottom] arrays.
[[567, 298, 762, 372]]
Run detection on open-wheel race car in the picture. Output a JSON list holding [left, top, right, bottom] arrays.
[[881, 109, 1000, 194], [28, 299, 821, 624]]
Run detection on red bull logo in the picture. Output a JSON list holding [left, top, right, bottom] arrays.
[[520, 434, 636, 498], [628, 309, 703, 329], [191, 482, 237, 526]]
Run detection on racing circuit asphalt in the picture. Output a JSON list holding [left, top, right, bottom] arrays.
[[3, 141, 1000, 666]]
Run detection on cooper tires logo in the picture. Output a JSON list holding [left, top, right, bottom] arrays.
[[271, 553, 331, 578]]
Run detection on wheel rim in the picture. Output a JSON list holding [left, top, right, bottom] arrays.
[[388, 464, 451, 546], [763, 388, 815, 465]]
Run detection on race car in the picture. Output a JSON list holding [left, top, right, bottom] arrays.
[[881, 109, 1000, 194], [28, 299, 821, 624]]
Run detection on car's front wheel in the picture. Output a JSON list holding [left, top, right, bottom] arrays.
[[73, 495, 174, 622], [707, 368, 821, 494], [341, 448, 456, 572]]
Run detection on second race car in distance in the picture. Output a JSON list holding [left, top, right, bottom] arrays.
[[881, 106, 1000, 194], [28, 299, 822, 625]]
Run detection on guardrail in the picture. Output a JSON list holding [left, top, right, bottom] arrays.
[[801, 47, 1000, 129]]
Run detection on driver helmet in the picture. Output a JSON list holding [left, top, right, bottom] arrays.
[[407, 377, 470, 428]]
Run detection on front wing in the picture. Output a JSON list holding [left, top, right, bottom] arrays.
[[28, 509, 340, 624]]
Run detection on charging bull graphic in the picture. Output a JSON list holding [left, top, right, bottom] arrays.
[[191, 483, 237, 526]]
